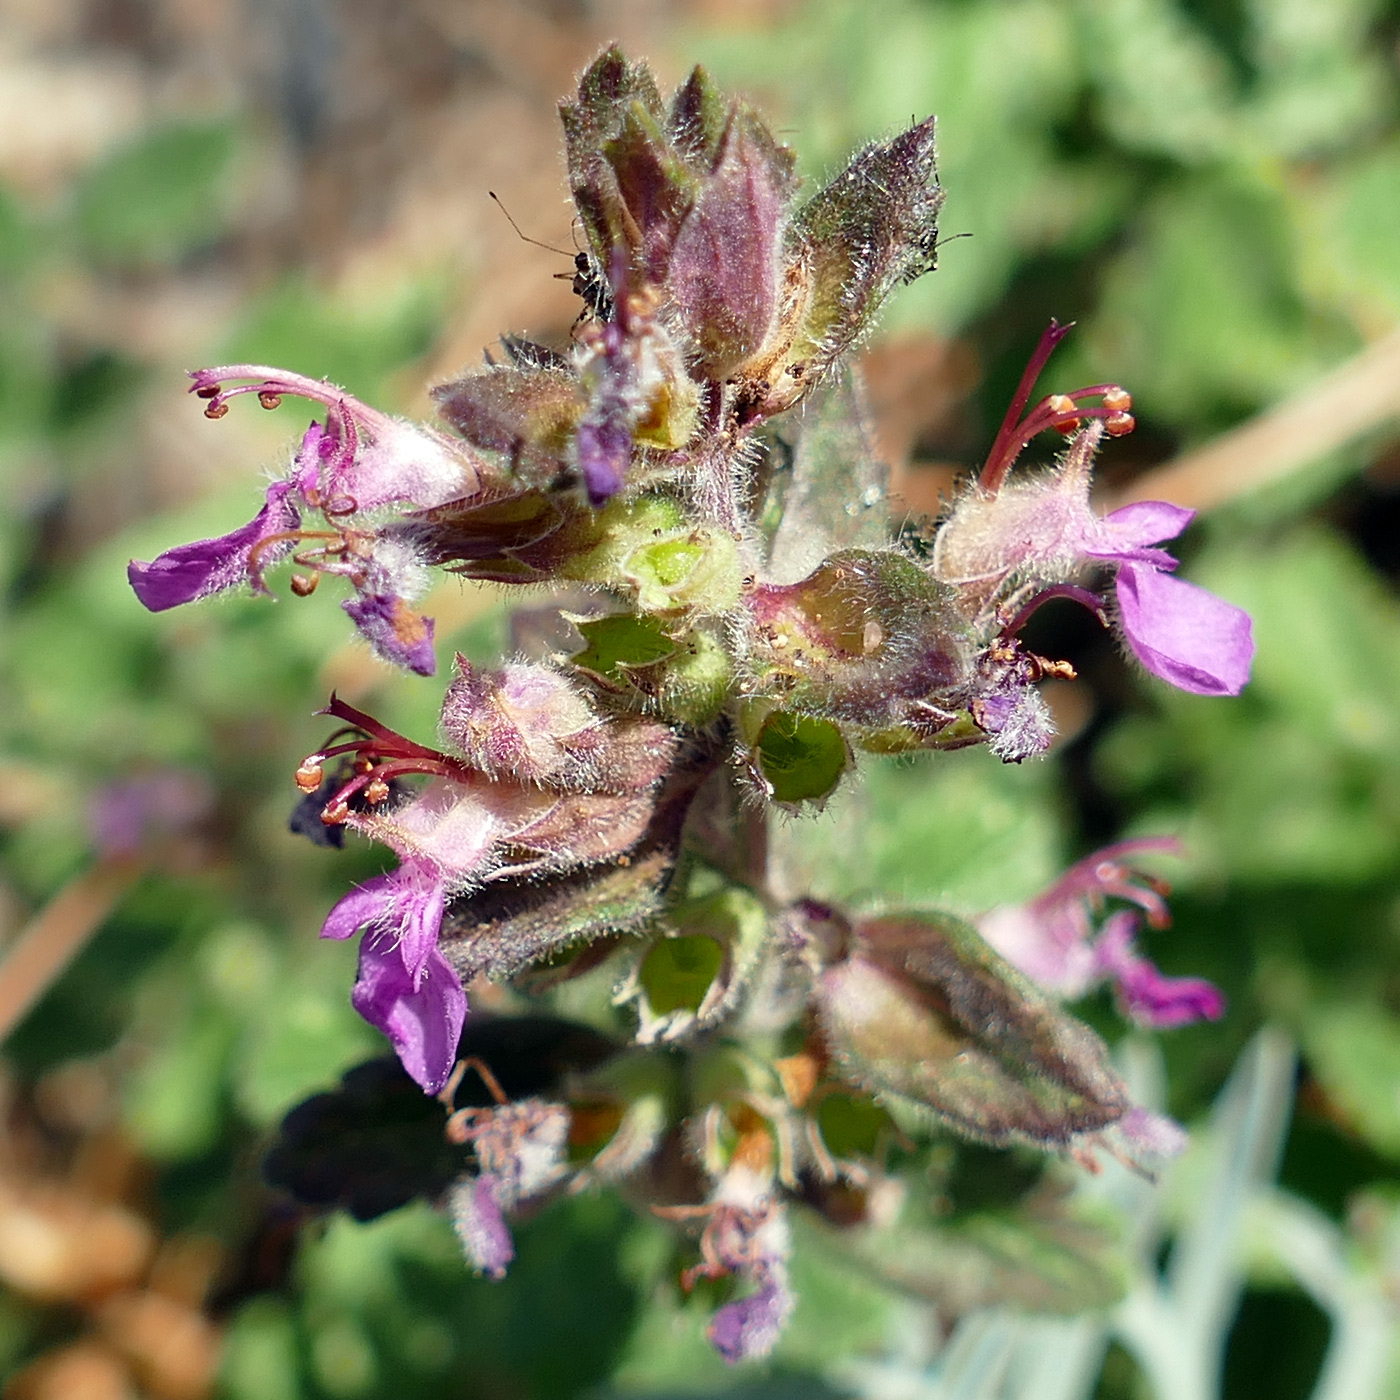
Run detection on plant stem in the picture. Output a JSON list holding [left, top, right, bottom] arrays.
[[1108, 327, 1400, 512], [0, 860, 144, 1042]]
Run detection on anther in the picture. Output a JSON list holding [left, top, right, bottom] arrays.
[[364, 778, 390, 805], [203, 401, 229, 419], [321, 800, 350, 825], [1102, 386, 1132, 413], [290, 573, 319, 597], [258, 390, 283, 410], [194, 384, 221, 399], [1046, 394, 1080, 432], [1105, 411, 1135, 437], [294, 761, 324, 792], [354, 757, 374, 776]]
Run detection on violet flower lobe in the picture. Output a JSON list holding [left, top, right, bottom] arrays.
[[976, 838, 1226, 1029], [128, 367, 485, 675]]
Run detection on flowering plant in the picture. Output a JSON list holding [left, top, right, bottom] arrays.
[[129, 49, 1252, 1361]]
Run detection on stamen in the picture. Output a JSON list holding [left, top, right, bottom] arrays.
[[304, 693, 478, 823], [245, 528, 346, 590], [1000, 583, 1108, 637], [977, 321, 1139, 492]]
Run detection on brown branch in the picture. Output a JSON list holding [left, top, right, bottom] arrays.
[[0, 860, 144, 1043], [1107, 327, 1400, 513]]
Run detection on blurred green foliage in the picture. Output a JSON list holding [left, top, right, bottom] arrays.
[[3, 1, 1400, 1397]]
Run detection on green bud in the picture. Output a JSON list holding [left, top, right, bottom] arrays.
[[784, 118, 942, 380]]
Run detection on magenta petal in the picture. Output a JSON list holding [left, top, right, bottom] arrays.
[[1115, 561, 1254, 696], [351, 940, 466, 1093], [1097, 500, 1195, 550], [1094, 920, 1225, 1029], [319, 872, 397, 941], [449, 1174, 516, 1280], [128, 481, 300, 611], [384, 876, 447, 986], [707, 1278, 793, 1363]]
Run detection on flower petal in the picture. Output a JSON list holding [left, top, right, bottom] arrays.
[[1115, 561, 1254, 696], [342, 593, 437, 676], [1094, 918, 1225, 1029], [447, 1174, 516, 1280], [707, 1277, 793, 1363], [350, 939, 466, 1093], [127, 481, 300, 610], [1094, 500, 1195, 553], [319, 871, 398, 941]]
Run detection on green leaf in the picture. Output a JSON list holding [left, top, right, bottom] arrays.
[[74, 122, 236, 264], [1303, 1003, 1400, 1159]]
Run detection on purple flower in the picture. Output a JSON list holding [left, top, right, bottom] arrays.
[[1086, 496, 1254, 697], [447, 1174, 515, 1279], [88, 769, 213, 858], [709, 1278, 791, 1364], [1092, 913, 1226, 1028], [128, 366, 484, 674], [1113, 557, 1254, 697], [321, 865, 465, 1094], [128, 480, 301, 610], [671, 1168, 794, 1363], [933, 326, 1255, 704], [444, 1097, 570, 1277], [977, 839, 1225, 1030], [341, 593, 437, 677]]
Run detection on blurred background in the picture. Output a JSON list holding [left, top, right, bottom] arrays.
[[2, 0, 1400, 1396]]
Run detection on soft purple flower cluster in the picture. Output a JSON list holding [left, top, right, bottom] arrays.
[[128, 48, 1257, 1364]]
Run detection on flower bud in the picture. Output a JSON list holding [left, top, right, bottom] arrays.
[[744, 549, 973, 728], [431, 365, 584, 486], [816, 911, 1129, 1149]]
